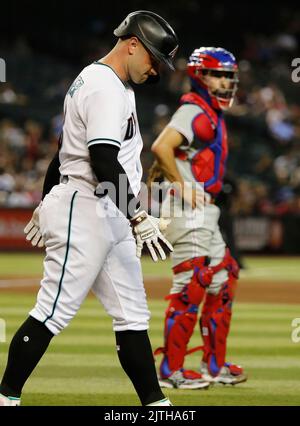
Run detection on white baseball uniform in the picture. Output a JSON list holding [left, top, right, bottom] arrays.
[[30, 62, 150, 335]]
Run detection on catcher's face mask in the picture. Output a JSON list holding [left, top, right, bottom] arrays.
[[202, 69, 239, 110]]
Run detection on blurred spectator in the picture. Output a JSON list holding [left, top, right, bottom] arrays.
[[0, 167, 15, 193], [0, 83, 27, 105], [0, 8, 300, 218]]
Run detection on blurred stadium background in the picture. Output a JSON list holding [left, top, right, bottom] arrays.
[[1, 1, 300, 254], [1, 0, 300, 406]]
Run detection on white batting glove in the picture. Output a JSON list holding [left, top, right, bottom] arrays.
[[24, 202, 45, 248], [130, 210, 173, 262]]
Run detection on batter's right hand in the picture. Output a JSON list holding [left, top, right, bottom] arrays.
[[130, 210, 173, 262], [24, 202, 45, 248]]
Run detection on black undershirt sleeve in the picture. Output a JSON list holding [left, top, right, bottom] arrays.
[[42, 150, 61, 199], [89, 143, 139, 219]]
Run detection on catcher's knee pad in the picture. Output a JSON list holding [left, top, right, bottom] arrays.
[[157, 257, 209, 378], [200, 273, 237, 376], [159, 296, 198, 378]]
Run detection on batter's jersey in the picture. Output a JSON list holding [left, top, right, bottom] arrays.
[[59, 62, 143, 197]]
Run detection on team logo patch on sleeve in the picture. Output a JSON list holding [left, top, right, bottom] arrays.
[[68, 76, 84, 97]]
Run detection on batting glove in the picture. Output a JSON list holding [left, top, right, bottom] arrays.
[[130, 210, 173, 262], [24, 202, 45, 248]]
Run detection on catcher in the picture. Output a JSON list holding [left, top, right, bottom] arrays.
[[149, 47, 247, 389]]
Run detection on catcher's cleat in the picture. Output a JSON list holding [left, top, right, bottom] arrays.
[[200, 361, 247, 385], [159, 369, 210, 390], [0, 393, 21, 406]]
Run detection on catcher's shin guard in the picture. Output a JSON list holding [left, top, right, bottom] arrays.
[[200, 250, 239, 377], [156, 257, 209, 379]]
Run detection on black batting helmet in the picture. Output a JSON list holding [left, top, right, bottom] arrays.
[[114, 10, 178, 71]]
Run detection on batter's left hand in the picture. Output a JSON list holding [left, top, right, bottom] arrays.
[[24, 202, 45, 248], [130, 210, 173, 262]]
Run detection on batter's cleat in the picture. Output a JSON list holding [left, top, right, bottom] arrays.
[[0, 393, 21, 406], [147, 398, 173, 406], [200, 361, 247, 385], [159, 369, 210, 390]]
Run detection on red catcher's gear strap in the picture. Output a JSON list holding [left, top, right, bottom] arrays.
[[172, 256, 206, 275], [180, 92, 218, 129], [172, 248, 239, 281]]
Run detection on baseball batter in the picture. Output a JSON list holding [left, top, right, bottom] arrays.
[[150, 47, 248, 389], [0, 11, 178, 407]]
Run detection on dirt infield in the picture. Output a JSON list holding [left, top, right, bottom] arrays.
[[144, 277, 300, 304], [0, 276, 300, 304]]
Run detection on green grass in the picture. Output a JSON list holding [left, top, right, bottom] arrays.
[[1, 254, 300, 405], [1, 293, 300, 406], [1, 253, 300, 282], [0, 253, 44, 276]]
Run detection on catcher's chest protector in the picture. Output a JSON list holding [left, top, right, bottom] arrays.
[[180, 92, 228, 196]]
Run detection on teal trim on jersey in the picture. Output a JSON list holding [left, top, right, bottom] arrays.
[[87, 138, 121, 147], [93, 61, 127, 88], [43, 191, 78, 326]]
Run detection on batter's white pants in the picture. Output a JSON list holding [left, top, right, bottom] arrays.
[[30, 177, 150, 335], [163, 203, 228, 295]]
